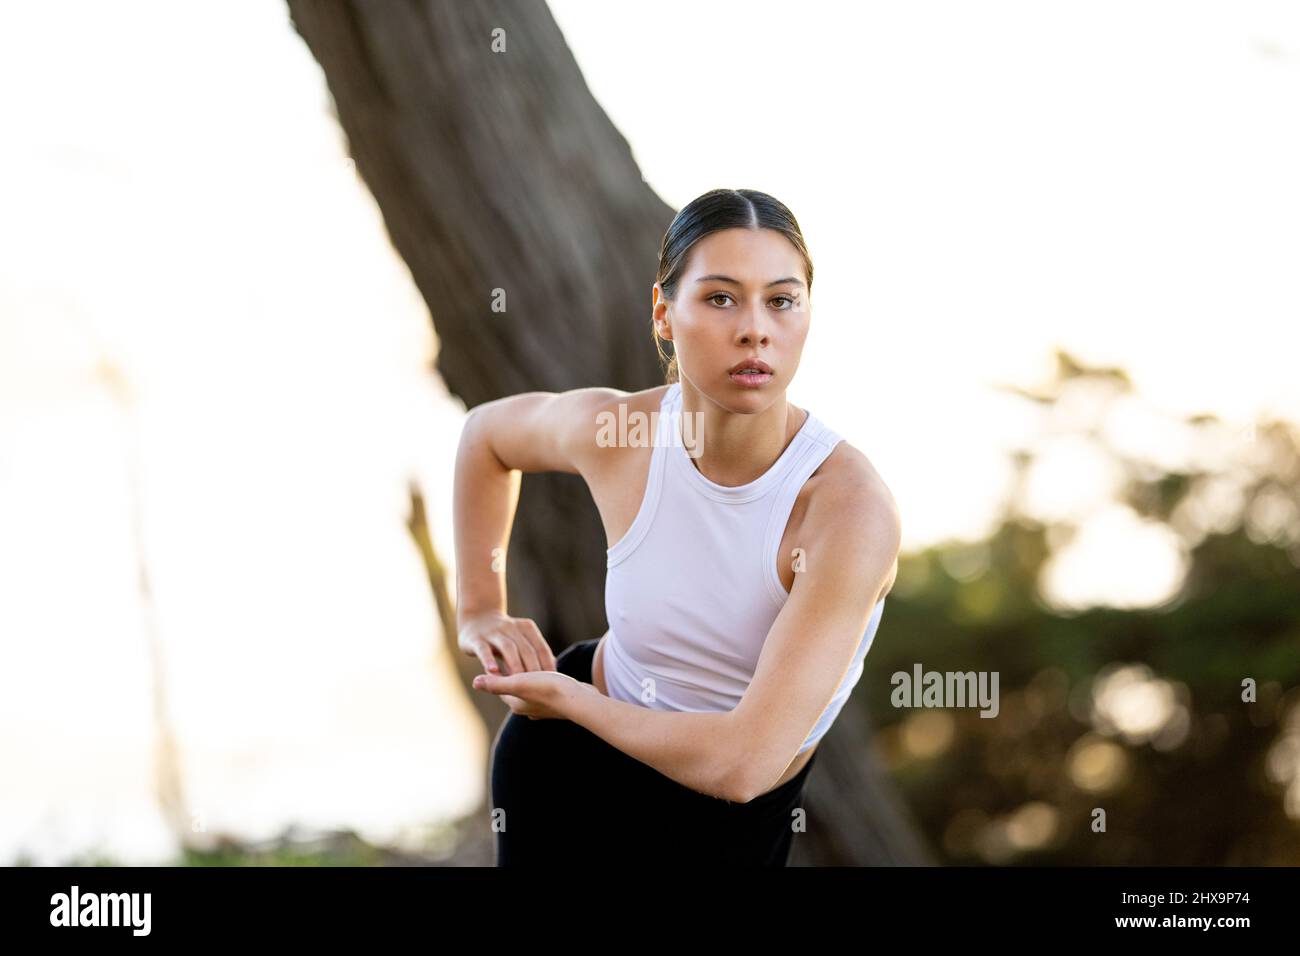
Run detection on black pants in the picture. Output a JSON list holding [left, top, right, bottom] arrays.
[[488, 637, 818, 867]]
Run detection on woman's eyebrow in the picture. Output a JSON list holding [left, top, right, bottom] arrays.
[[695, 274, 805, 288]]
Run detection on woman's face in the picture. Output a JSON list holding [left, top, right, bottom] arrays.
[[654, 226, 810, 409]]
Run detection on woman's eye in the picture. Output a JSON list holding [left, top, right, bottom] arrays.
[[708, 292, 797, 308]]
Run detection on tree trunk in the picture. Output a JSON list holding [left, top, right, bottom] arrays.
[[287, 0, 933, 866]]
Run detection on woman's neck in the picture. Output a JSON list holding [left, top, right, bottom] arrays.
[[677, 384, 807, 488]]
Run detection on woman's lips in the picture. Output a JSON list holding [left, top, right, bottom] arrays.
[[729, 370, 773, 387]]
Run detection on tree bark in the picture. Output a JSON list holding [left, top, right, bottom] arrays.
[[288, 0, 932, 866]]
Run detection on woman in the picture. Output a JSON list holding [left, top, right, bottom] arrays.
[[454, 187, 901, 866]]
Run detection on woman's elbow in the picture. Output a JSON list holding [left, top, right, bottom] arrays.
[[676, 752, 748, 803], [715, 746, 782, 805], [713, 764, 754, 804]]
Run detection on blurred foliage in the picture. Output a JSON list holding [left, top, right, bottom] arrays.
[[865, 350, 1300, 865], [18, 825, 470, 867]]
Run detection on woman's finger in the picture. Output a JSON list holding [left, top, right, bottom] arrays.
[[474, 672, 531, 696], [469, 638, 501, 675], [518, 617, 557, 671], [471, 678, 531, 717], [485, 633, 525, 676], [501, 694, 533, 717], [509, 620, 543, 673]]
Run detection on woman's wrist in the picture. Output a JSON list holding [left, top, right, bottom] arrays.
[[456, 603, 504, 630], [553, 675, 599, 719]]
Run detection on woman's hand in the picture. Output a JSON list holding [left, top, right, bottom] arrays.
[[457, 609, 558, 677], [472, 669, 591, 720]]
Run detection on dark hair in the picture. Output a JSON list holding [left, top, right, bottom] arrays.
[[653, 188, 814, 384]]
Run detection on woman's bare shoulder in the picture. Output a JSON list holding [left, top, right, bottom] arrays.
[[813, 440, 896, 510], [466, 384, 671, 476], [563, 384, 673, 474], [589, 383, 673, 417], [804, 440, 901, 591]]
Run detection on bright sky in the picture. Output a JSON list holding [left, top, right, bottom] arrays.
[[1, 0, 1297, 863]]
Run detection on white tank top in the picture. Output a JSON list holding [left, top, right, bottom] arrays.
[[602, 381, 887, 754]]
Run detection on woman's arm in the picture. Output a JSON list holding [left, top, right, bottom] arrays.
[[452, 405, 520, 630], [556, 682, 747, 802], [727, 457, 902, 802], [474, 668, 747, 801], [452, 388, 618, 671]]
